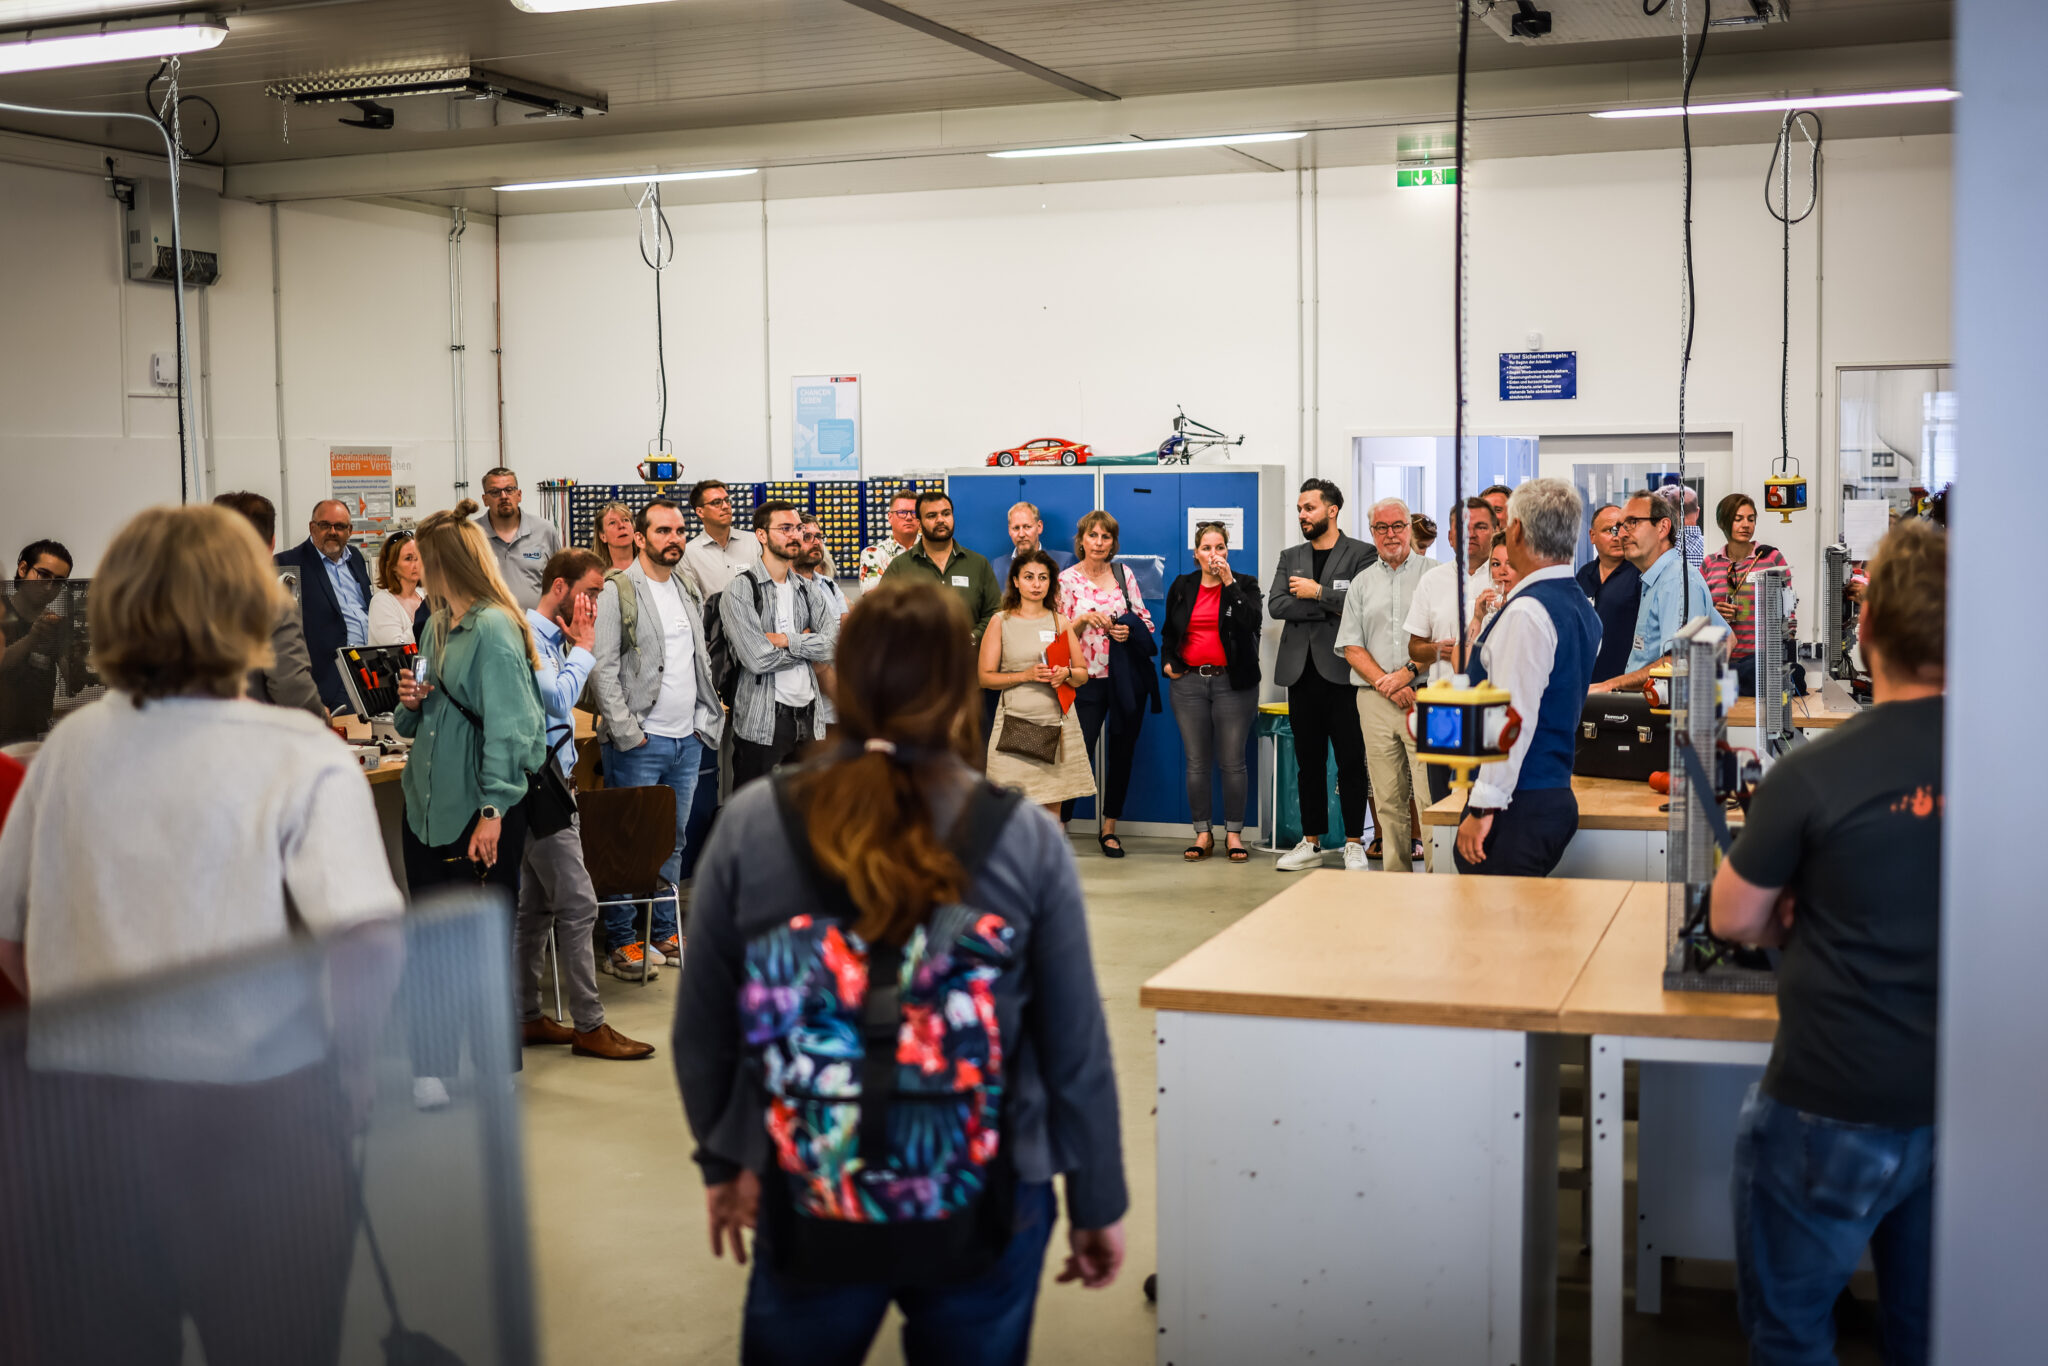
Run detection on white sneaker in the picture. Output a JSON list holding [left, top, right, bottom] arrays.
[[1341, 841, 1370, 872], [1275, 837, 1326, 872], [413, 1076, 450, 1112]]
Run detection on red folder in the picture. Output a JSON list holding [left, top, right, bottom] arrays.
[[1045, 632, 1078, 713]]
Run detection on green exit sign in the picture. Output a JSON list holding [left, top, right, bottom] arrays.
[[1397, 166, 1458, 188]]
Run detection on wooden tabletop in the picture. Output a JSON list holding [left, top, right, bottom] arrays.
[[1556, 882, 1779, 1042], [1726, 693, 1856, 731], [1422, 775, 1673, 831], [353, 709, 593, 786], [1139, 872, 1632, 1032]]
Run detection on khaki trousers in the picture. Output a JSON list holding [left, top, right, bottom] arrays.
[[1357, 685, 1434, 873]]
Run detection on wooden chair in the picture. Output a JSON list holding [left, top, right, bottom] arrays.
[[575, 785, 678, 985]]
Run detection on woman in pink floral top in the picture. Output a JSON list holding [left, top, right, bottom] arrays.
[[1703, 492, 1798, 698], [1058, 511, 1156, 856]]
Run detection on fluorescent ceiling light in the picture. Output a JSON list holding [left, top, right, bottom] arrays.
[[509, 0, 679, 12], [989, 131, 1308, 159], [0, 12, 226, 74], [496, 168, 758, 192], [1590, 88, 1957, 119]]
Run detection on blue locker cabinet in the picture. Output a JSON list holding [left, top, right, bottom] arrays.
[[944, 470, 1097, 573]]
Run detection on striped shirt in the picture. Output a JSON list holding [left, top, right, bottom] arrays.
[[1701, 544, 1795, 660]]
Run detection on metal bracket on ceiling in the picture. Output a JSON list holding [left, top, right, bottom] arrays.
[[265, 65, 607, 119], [839, 0, 1118, 102]]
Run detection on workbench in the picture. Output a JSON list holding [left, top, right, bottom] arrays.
[[1421, 776, 1676, 880], [1558, 882, 1777, 1366], [1141, 872, 1635, 1366]]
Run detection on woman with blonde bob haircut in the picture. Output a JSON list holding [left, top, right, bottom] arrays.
[[674, 579, 1129, 1363], [0, 505, 403, 1361], [392, 499, 546, 1109]]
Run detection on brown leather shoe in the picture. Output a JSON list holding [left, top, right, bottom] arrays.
[[522, 1016, 575, 1046], [572, 1023, 656, 1061]]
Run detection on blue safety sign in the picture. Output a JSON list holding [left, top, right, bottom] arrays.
[[1499, 351, 1577, 401]]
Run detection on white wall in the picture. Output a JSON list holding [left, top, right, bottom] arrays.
[[5, 134, 1949, 608], [0, 163, 498, 572]]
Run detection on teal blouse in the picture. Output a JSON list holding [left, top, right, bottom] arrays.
[[395, 601, 547, 847]]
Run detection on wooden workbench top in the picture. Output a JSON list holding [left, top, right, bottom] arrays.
[[1726, 693, 1857, 731], [1422, 775, 1673, 831], [1556, 882, 1779, 1043], [1139, 872, 1631, 1031]]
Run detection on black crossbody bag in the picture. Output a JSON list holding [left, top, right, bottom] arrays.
[[435, 670, 578, 841]]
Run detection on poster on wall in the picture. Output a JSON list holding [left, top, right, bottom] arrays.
[[793, 375, 861, 476], [330, 446, 394, 544], [1186, 506, 1245, 548]]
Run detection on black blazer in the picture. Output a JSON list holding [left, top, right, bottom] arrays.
[[276, 539, 373, 712], [1162, 572, 1263, 691]]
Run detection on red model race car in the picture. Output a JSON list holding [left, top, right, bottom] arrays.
[[986, 438, 1092, 468]]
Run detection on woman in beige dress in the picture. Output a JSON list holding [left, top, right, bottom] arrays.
[[978, 550, 1094, 812]]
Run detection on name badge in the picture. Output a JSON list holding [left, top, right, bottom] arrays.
[[1038, 629, 1056, 644], [951, 575, 970, 587], [1332, 578, 1351, 591]]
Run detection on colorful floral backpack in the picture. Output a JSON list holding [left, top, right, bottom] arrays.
[[744, 775, 1024, 1283]]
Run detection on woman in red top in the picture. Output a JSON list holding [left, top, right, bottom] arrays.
[[1160, 523, 1264, 862]]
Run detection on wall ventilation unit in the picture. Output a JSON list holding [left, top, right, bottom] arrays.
[[125, 176, 221, 286], [1479, 0, 1789, 46]]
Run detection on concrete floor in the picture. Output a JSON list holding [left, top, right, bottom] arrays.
[[515, 835, 1882, 1365]]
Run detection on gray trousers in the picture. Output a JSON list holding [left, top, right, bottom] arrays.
[[517, 816, 604, 1033], [1168, 669, 1258, 833]]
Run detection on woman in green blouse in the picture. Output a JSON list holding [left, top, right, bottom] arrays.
[[393, 498, 546, 1108]]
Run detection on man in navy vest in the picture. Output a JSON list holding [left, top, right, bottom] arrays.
[[1455, 478, 1600, 877]]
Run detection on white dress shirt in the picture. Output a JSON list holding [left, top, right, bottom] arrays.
[[1469, 563, 1574, 811], [682, 530, 762, 603], [1402, 560, 1495, 665]]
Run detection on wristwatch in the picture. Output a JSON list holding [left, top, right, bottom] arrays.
[[1463, 807, 1499, 822], [480, 805, 502, 821]]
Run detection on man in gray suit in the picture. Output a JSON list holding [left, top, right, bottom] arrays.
[[1269, 479, 1379, 871]]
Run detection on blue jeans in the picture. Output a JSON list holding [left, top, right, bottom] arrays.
[[1731, 1084, 1934, 1366], [740, 1182, 1055, 1366], [599, 733, 700, 950]]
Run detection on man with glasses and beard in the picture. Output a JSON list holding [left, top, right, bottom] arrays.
[[1590, 488, 1714, 694], [1, 540, 82, 745], [473, 466, 561, 612], [276, 501, 373, 712]]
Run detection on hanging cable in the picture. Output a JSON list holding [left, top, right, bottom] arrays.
[[636, 181, 677, 453], [1765, 111, 1822, 481], [145, 59, 220, 160], [1452, 0, 1473, 667], [1675, 0, 1709, 622]]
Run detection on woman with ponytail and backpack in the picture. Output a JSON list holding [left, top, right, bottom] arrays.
[[673, 578, 1127, 1364]]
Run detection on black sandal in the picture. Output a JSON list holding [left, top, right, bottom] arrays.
[[1183, 835, 1214, 862], [1226, 839, 1249, 863], [1098, 833, 1126, 859]]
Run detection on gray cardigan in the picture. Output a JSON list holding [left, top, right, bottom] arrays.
[[1268, 532, 1378, 687], [673, 766, 1130, 1232], [718, 563, 838, 747], [589, 558, 725, 753]]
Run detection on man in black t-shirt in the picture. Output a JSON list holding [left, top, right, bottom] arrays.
[[1711, 519, 1946, 1366]]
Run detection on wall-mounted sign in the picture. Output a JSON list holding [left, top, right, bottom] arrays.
[[1499, 351, 1577, 401], [793, 375, 861, 475], [1397, 166, 1458, 188], [329, 446, 394, 542]]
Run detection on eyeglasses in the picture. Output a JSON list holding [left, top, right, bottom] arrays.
[[23, 566, 66, 582], [484, 486, 519, 498], [1618, 515, 1657, 529], [311, 520, 354, 534], [1368, 522, 1409, 535], [800, 530, 823, 542], [890, 508, 917, 518], [699, 496, 731, 509]]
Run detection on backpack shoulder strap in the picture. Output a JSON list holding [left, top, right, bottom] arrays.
[[769, 773, 860, 924], [948, 780, 1024, 890]]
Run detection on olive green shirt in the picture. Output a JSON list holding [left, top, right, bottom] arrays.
[[395, 601, 546, 848], [881, 538, 1002, 643]]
